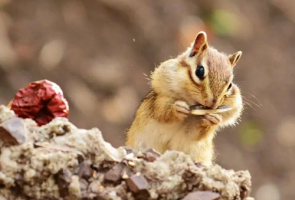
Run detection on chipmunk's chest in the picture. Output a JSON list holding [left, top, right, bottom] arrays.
[[134, 118, 206, 153]]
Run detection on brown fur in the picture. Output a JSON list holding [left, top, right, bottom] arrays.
[[126, 31, 243, 166]]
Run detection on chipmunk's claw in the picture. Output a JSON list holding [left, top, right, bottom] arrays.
[[174, 100, 190, 120], [201, 113, 222, 127]]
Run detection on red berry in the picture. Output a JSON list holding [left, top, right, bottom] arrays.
[[8, 80, 69, 126]]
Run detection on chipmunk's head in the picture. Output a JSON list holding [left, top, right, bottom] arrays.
[[176, 31, 242, 108], [151, 31, 242, 109]]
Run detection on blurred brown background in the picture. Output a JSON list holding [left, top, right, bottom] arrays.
[[0, 0, 294, 199]]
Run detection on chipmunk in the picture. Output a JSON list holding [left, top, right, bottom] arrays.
[[126, 31, 243, 166]]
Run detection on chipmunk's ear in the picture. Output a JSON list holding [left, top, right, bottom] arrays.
[[189, 31, 208, 57], [228, 51, 242, 67]]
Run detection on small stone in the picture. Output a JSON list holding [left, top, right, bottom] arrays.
[[182, 191, 220, 200], [240, 186, 250, 199], [122, 146, 134, 154], [68, 175, 81, 198], [56, 168, 72, 197], [143, 148, 160, 162], [126, 174, 150, 193], [100, 160, 115, 171], [122, 171, 129, 179], [0, 118, 27, 145], [79, 178, 88, 190], [77, 160, 92, 179], [183, 169, 201, 190], [122, 165, 132, 179], [105, 163, 124, 182], [127, 160, 136, 167], [79, 178, 89, 198], [57, 168, 72, 184], [89, 181, 101, 193]]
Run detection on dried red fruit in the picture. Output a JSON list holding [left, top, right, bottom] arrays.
[[8, 80, 69, 126]]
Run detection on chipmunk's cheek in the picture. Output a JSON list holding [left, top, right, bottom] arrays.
[[224, 84, 236, 98], [223, 85, 242, 108], [188, 90, 203, 106], [190, 96, 202, 106], [231, 84, 239, 95], [219, 98, 225, 106], [192, 94, 202, 105]]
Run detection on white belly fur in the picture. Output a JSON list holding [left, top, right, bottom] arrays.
[[133, 119, 214, 165]]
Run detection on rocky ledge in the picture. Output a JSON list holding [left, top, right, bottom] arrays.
[[0, 105, 253, 200]]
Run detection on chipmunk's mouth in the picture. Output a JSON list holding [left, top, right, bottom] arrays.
[[189, 102, 206, 110], [192, 100, 202, 106]]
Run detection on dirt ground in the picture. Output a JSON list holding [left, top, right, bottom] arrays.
[[0, 0, 294, 199]]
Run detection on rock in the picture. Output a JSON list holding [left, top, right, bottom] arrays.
[[143, 148, 161, 162], [182, 191, 220, 200], [104, 163, 125, 182], [0, 118, 27, 145], [56, 168, 72, 197], [0, 105, 253, 200], [126, 174, 150, 193], [77, 160, 93, 179]]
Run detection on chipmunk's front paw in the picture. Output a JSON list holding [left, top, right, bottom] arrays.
[[201, 114, 222, 127], [174, 100, 190, 120]]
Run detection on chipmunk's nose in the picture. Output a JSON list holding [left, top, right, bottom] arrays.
[[205, 98, 218, 109]]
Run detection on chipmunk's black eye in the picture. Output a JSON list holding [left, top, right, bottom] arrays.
[[195, 65, 205, 80], [227, 83, 232, 91]]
